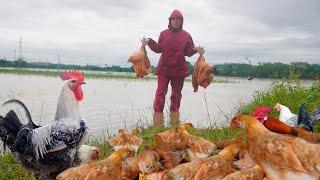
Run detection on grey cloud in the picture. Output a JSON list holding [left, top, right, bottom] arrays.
[[0, 0, 319, 65]]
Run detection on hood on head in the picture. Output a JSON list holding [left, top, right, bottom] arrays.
[[168, 9, 184, 29]]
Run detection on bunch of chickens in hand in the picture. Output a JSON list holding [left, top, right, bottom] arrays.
[[128, 37, 152, 78], [0, 70, 88, 179], [192, 46, 215, 92]]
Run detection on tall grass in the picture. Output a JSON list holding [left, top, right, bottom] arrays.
[[239, 80, 320, 131], [0, 153, 34, 180]]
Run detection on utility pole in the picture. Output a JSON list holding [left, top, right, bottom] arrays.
[[18, 36, 22, 60], [57, 54, 61, 64], [57, 54, 61, 69], [13, 49, 16, 61]]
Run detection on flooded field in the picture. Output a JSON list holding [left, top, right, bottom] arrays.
[[0, 73, 314, 137]]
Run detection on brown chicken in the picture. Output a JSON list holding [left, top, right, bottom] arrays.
[[223, 165, 265, 180], [108, 128, 143, 153], [56, 163, 90, 180], [167, 144, 241, 180], [154, 123, 191, 151], [295, 127, 320, 143], [155, 149, 185, 169], [192, 51, 215, 92], [56, 149, 134, 180], [128, 44, 152, 78], [122, 149, 162, 179], [233, 151, 257, 170], [264, 115, 298, 136], [214, 134, 244, 149], [265, 116, 320, 143], [122, 156, 140, 180], [139, 169, 171, 180], [137, 149, 161, 174], [153, 124, 190, 169], [154, 123, 216, 161], [178, 123, 217, 161], [231, 114, 320, 179]]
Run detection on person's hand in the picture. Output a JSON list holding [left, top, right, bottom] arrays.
[[194, 46, 205, 54], [141, 37, 150, 46]]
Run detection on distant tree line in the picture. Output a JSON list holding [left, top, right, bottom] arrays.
[[215, 62, 320, 79], [0, 58, 319, 79], [0, 58, 134, 72]]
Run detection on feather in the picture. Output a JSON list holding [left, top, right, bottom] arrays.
[[2, 99, 39, 129], [31, 119, 88, 159], [298, 104, 313, 131], [55, 85, 80, 121]]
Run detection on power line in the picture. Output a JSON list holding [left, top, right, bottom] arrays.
[[13, 49, 16, 61]]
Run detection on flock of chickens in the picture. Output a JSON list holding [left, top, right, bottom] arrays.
[[55, 101, 320, 180], [128, 44, 215, 92]]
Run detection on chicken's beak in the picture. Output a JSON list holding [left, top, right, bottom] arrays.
[[81, 82, 86, 85]]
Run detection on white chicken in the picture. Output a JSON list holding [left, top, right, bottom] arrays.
[[274, 103, 298, 126]]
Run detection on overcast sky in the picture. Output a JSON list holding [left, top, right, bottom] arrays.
[[0, 0, 319, 66]]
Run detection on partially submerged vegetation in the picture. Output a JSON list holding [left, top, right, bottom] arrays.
[[0, 67, 234, 83], [0, 67, 155, 81]]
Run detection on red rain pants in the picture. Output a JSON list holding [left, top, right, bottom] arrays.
[[153, 75, 184, 113]]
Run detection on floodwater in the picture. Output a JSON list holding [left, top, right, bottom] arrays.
[[0, 73, 314, 137]]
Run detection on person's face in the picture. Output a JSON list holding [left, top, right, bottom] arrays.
[[170, 17, 182, 28]]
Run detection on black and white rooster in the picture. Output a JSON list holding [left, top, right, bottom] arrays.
[[0, 70, 88, 179]]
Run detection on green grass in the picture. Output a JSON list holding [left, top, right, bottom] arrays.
[[0, 153, 34, 180]]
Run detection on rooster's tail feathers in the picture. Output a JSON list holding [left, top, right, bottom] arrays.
[[2, 99, 39, 129], [0, 110, 23, 151], [298, 104, 313, 132], [1, 110, 23, 137]]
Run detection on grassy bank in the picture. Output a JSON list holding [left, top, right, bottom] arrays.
[[239, 80, 320, 131], [1, 80, 319, 179]]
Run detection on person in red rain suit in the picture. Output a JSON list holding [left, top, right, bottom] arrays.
[[141, 9, 204, 126]]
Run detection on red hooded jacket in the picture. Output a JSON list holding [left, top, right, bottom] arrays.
[[148, 9, 197, 77]]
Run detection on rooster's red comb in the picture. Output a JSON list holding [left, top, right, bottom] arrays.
[[252, 106, 271, 117], [60, 70, 84, 82]]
